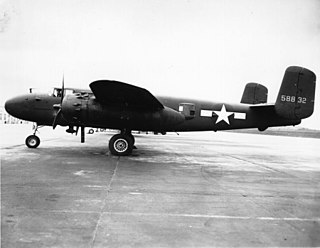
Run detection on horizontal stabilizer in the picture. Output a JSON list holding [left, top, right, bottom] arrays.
[[241, 83, 268, 104], [249, 103, 275, 109], [90, 80, 164, 111]]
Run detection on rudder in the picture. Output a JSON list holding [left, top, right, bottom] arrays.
[[275, 66, 316, 120]]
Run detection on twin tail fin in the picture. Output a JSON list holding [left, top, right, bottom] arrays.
[[275, 66, 316, 120]]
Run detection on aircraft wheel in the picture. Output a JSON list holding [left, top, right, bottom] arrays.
[[25, 135, 40, 148], [88, 129, 94, 134], [109, 134, 133, 156]]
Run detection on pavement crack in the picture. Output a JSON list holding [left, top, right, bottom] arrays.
[[89, 157, 119, 248], [225, 154, 300, 178]]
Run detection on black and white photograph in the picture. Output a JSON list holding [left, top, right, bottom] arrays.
[[1, 0, 320, 247]]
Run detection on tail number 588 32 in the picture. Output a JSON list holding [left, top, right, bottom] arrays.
[[281, 95, 307, 104]]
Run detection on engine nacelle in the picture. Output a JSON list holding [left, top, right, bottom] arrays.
[[61, 93, 90, 125]]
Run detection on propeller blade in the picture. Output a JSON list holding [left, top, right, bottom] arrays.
[[52, 74, 65, 129], [52, 109, 61, 129], [61, 74, 65, 101]]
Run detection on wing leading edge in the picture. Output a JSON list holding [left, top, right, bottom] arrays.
[[90, 80, 164, 111]]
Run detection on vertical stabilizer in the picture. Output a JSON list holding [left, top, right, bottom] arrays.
[[241, 83, 268, 104], [275, 66, 316, 119]]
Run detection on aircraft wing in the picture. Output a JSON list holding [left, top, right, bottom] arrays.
[[89, 80, 164, 111]]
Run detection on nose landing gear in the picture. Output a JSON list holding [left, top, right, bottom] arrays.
[[25, 123, 41, 148], [25, 134, 40, 148]]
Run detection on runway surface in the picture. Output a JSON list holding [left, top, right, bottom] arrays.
[[1, 125, 320, 247]]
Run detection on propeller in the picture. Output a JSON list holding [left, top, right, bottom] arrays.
[[52, 75, 65, 129], [51, 75, 86, 143]]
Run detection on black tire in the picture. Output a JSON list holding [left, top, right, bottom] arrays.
[[109, 134, 133, 156], [25, 135, 40, 148], [88, 129, 94, 134]]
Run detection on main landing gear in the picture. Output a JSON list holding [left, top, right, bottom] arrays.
[[108, 131, 135, 156], [24, 124, 136, 156], [25, 123, 41, 148]]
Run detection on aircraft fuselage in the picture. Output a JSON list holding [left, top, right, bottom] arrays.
[[5, 92, 300, 132]]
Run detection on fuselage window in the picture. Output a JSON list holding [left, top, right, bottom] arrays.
[[179, 103, 196, 120]]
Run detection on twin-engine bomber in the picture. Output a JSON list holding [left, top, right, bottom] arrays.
[[5, 66, 316, 156]]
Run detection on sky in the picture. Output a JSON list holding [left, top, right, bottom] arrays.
[[0, 0, 319, 129]]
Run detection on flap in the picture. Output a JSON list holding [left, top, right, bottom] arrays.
[[89, 80, 164, 110]]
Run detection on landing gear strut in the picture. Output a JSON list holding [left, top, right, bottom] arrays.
[[109, 131, 135, 156], [25, 123, 41, 148]]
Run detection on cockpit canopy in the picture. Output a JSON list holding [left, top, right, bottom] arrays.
[[29, 87, 92, 97]]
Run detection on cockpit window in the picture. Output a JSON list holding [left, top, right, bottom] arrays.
[[52, 88, 62, 97], [53, 88, 62, 97], [29, 88, 55, 96]]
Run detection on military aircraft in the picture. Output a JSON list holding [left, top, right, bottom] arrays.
[[5, 66, 316, 156]]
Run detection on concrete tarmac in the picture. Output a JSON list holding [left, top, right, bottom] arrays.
[[1, 125, 320, 247]]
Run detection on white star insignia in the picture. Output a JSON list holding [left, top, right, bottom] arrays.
[[213, 104, 233, 125]]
